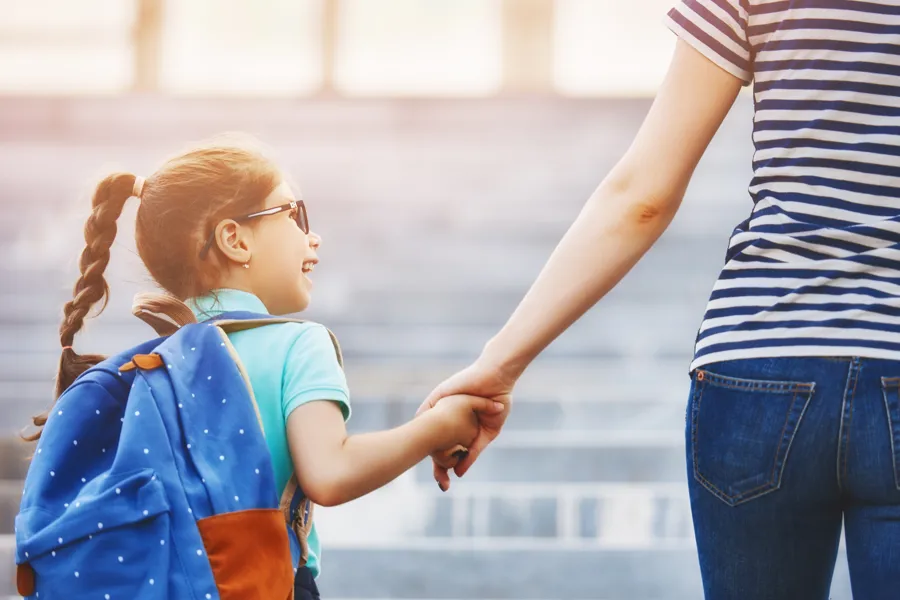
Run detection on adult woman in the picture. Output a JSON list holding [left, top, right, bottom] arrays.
[[421, 2, 900, 597]]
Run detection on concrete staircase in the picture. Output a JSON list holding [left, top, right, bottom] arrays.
[[0, 96, 855, 598]]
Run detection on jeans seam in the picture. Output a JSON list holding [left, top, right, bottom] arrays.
[[691, 378, 705, 496], [843, 367, 859, 485], [837, 360, 860, 493], [881, 378, 900, 491]]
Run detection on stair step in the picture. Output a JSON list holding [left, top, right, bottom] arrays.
[[0, 312, 700, 366], [349, 402, 686, 435], [0, 358, 693, 399], [0, 395, 691, 440], [313, 544, 853, 600], [402, 434, 686, 484], [315, 480, 692, 543], [2, 234, 724, 325], [0, 482, 22, 537], [0, 536, 12, 599], [3, 432, 688, 486], [0, 533, 854, 599], [0, 440, 30, 481], [0, 356, 696, 436], [2, 397, 691, 440]]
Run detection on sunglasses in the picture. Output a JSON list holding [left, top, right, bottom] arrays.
[[199, 200, 309, 259]]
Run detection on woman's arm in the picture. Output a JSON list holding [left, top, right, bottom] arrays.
[[420, 40, 745, 487], [482, 40, 743, 379]]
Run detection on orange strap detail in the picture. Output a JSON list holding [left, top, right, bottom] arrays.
[[119, 353, 165, 372]]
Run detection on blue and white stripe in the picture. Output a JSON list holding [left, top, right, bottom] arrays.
[[666, 0, 900, 370]]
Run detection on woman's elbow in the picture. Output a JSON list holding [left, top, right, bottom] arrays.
[[628, 200, 667, 224], [595, 172, 683, 226]]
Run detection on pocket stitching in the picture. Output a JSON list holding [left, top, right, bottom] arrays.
[[776, 388, 813, 493], [699, 369, 814, 394], [771, 389, 798, 486], [692, 374, 814, 506]]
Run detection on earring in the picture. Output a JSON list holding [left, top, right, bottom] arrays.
[[242, 263, 250, 270]]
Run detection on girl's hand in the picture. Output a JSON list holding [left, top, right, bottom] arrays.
[[429, 394, 506, 456], [417, 359, 516, 491]]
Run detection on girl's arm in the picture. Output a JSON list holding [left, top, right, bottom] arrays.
[[286, 395, 503, 506]]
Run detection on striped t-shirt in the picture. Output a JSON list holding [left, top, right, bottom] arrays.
[[666, 0, 900, 371]]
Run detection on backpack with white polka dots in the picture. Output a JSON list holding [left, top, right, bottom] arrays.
[[14, 311, 342, 600]]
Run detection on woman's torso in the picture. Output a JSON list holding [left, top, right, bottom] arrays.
[[669, 0, 900, 370]]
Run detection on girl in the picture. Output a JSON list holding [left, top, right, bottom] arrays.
[[422, 1, 900, 598], [32, 138, 503, 599]]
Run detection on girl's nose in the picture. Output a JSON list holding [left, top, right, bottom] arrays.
[[308, 232, 322, 250]]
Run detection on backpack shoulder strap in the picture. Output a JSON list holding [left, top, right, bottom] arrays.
[[206, 310, 341, 569], [279, 477, 314, 567], [212, 312, 343, 367]]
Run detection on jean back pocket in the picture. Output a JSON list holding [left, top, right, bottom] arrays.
[[690, 369, 815, 506]]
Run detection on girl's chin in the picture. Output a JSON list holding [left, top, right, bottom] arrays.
[[275, 289, 310, 315], [294, 287, 312, 313]]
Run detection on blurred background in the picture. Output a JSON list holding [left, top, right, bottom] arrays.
[[0, 1, 853, 598]]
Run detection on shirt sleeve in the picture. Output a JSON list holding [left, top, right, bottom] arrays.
[[282, 324, 351, 422], [665, 0, 753, 85]]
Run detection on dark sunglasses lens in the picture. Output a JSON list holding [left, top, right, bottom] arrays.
[[295, 205, 309, 233]]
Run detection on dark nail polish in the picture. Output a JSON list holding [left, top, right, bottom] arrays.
[[452, 449, 469, 461], [437, 481, 446, 492]]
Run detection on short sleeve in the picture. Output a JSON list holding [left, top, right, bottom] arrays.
[[282, 324, 351, 422], [665, 0, 753, 85]]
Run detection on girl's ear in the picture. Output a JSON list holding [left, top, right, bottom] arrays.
[[214, 219, 252, 265]]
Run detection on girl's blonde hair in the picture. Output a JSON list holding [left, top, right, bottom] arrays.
[[27, 139, 282, 440]]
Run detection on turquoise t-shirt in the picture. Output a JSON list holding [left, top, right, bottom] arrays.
[[188, 289, 351, 579]]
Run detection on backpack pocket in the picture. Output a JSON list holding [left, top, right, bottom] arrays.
[[197, 509, 295, 599], [16, 469, 171, 599]]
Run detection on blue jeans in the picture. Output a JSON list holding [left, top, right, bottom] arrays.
[[687, 356, 900, 600]]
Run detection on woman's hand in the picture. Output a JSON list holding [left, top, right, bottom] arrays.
[[417, 357, 516, 491]]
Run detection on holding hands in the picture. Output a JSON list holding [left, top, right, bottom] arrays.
[[417, 356, 517, 491]]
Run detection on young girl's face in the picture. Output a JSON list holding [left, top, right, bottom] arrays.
[[245, 181, 320, 315]]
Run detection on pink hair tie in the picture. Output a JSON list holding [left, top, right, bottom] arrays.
[[133, 176, 145, 199], [61, 346, 72, 351]]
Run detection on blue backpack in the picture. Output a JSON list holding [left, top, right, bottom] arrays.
[[15, 312, 341, 600]]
